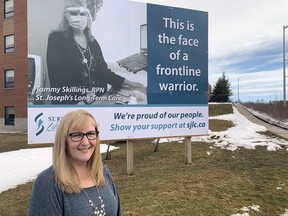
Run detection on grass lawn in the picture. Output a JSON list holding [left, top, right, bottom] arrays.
[[0, 104, 287, 215]]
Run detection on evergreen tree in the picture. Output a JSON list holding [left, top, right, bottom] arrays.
[[212, 72, 232, 102]]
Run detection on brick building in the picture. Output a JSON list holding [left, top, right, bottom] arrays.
[[0, 0, 27, 131]]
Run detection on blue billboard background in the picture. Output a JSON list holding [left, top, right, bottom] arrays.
[[147, 4, 208, 104]]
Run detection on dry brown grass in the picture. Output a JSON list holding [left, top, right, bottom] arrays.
[[244, 101, 288, 121], [0, 133, 52, 153]]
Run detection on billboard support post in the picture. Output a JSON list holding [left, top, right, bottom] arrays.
[[126, 137, 192, 174], [127, 140, 134, 175], [184, 137, 192, 165]]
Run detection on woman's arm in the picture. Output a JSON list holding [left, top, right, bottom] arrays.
[[46, 32, 67, 89], [27, 168, 63, 216], [103, 164, 122, 216], [122, 79, 146, 93]]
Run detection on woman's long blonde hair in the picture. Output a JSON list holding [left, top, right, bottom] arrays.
[[52, 109, 105, 193]]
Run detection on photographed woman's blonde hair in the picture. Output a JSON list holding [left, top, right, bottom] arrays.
[[52, 109, 105, 193]]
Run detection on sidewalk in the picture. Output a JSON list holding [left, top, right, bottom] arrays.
[[234, 103, 288, 140]]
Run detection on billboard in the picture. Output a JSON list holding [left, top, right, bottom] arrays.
[[27, 0, 208, 144]]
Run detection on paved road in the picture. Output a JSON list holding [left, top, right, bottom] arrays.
[[234, 103, 288, 140]]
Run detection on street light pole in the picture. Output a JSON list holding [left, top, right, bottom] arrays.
[[238, 75, 247, 102], [283, 25, 288, 107]]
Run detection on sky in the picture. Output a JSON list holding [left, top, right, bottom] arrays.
[[1, 105, 288, 215], [130, 0, 288, 102]]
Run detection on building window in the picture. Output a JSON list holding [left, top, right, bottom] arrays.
[[5, 106, 15, 125], [4, 35, 14, 53], [4, 0, 13, 18], [5, 69, 14, 88]]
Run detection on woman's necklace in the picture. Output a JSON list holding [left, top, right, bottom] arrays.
[[82, 186, 106, 216], [74, 40, 93, 71]]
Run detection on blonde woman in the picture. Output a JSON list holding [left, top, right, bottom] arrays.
[[28, 109, 121, 215]]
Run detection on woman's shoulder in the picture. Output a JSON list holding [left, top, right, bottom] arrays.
[[89, 38, 102, 49], [48, 31, 68, 41], [32, 166, 62, 194], [103, 163, 115, 182], [35, 166, 55, 183], [103, 163, 114, 177], [49, 30, 62, 36], [103, 163, 110, 173]]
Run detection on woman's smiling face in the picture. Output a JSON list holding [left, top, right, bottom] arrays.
[[66, 120, 97, 167]]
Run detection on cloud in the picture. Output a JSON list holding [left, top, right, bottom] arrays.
[[211, 39, 282, 73]]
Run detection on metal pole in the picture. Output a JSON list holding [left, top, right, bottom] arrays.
[[237, 75, 247, 102], [283, 25, 288, 107], [238, 78, 240, 102]]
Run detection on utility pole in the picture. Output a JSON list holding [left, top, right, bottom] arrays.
[[237, 75, 247, 102]]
